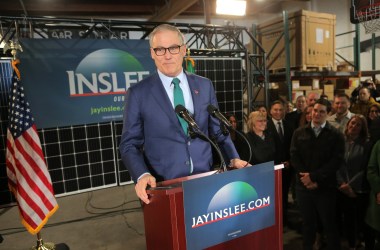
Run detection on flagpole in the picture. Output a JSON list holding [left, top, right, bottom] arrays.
[[31, 232, 56, 250]]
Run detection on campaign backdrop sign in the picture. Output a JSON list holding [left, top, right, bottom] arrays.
[[19, 39, 155, 128], [183, 162, 275, 250]]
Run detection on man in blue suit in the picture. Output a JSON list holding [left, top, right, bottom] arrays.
[[119, 24, 248, 204]]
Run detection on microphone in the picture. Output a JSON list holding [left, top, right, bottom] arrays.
[[175, 105, 200, 131], [207, 104, 253, 163], [207, 105, 232, 129], [175, 104, 228, 172]]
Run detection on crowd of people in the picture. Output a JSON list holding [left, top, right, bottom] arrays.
[[228, 84, 380, 250]]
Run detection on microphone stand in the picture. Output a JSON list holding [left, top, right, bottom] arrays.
[[227, 127, 253, 164], [221, 124, 229, 136], [189, 126, 227, 173], [222, 124, 252, 162]]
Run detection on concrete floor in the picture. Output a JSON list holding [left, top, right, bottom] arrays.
[[0, 184, 347, 250], [0, 185, 146, 250]]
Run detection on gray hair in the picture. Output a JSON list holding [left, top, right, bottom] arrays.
[[149, 24, 185, 47]]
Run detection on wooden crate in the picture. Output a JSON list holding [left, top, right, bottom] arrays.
[[257, 10, 336, 71]]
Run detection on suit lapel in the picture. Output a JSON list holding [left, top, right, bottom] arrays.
[[148, 73, 182, 131], [186, 72, 201, 121]]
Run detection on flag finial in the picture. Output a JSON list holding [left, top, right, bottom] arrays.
[[185, 48, 195, 73]]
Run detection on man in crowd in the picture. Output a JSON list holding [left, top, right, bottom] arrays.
[[306, 92, 320, 106], [326, 93, 354, 133], [351, 87, 380, 117], [290, 98, 345, 250], [286, 95, 307, 130], [267, 100, 293, 226]]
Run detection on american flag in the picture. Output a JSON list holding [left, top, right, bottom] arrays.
[[6, 72, 58, 235]]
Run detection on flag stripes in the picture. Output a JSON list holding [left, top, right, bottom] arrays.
[[6, 67, 58, 235]]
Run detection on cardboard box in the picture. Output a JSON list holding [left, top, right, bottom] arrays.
[[297, 86, 313, 91], [305, 89, 323, 97], [292, 91, 305, 102], [344, 88, 355, 96], [337, 62, 354, 72], [324, 91, 334, 100], [292, 80, 300, 89], [312, 79, 320, 89], [349, 78, 360, 88], [324, 84, 334, 93], [257, 10, 336, 70]]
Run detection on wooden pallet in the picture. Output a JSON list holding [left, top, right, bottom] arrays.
[[269, 64, 337, 73]]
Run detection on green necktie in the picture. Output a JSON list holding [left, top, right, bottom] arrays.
[[172, 78, 188, 134]]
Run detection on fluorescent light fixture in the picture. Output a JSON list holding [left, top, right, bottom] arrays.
[[216, 0, 247, 16]]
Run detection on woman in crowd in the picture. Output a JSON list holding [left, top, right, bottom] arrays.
[[244, 111, 275, 165], [256, 104, 269, 119], [225, 113, 247, 161], [336, 115, 373, 250], [298, 104, 314, 127], [367, 103, 380, 128]]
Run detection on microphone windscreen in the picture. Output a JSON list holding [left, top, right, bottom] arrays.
[[175, 104, 186, 114], [207, 104, 217, 115]]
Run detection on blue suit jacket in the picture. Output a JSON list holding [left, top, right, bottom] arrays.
[[119, 71, 239, 182]]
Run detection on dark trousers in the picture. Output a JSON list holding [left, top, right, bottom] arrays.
[[296, 188, 341, 250], [337, 192, 375, 249]]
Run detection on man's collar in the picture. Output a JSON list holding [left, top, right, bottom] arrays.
[[271, 117, 282, 124], [311, 121, 326, 129], [157, 69, 185, 86]]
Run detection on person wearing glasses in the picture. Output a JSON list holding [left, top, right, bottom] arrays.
[[244, 111, 275, 165], [367, 103, 380, 128], [119, 24, 248, 204]]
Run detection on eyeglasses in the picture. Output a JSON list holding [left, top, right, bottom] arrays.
[[152, 45, 183, 56], [370, 110, 380, 113]]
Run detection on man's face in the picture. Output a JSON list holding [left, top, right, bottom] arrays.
[[150, 30, 186, 77], [296, 96, 306, 111], [312, 103, 328, 126], [270, 103, 284, 121], [359, 88, 370, 102], [333, 96, 350, 115], [307, 93, 319, 106]]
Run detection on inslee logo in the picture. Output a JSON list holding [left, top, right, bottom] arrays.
[[191, 181, 271, 228], [66, 48, 150, 96]]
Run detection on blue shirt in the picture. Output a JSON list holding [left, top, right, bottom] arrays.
[[158, 70, 194, 115]]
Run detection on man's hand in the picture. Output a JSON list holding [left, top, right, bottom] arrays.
[[339, 183, 356, 198], [230, 158, 250, 169], [376, 192, 380, 205], [306, 182, 318, 190], [300, 172, 318, 190], [283, 161, 290, 168], [135, 174, 156, 204]]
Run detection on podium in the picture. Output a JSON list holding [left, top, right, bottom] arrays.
[[143, 167, 283, 250]]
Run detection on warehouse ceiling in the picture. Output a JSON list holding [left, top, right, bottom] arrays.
[[0, 0, 311, 22]]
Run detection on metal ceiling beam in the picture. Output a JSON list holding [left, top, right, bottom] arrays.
[[148, 0, 200, 22], [0, 2, 158, 17]]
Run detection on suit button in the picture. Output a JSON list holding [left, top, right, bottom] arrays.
[[187, 141, 191, 146], [185, 161, 190, 165]]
